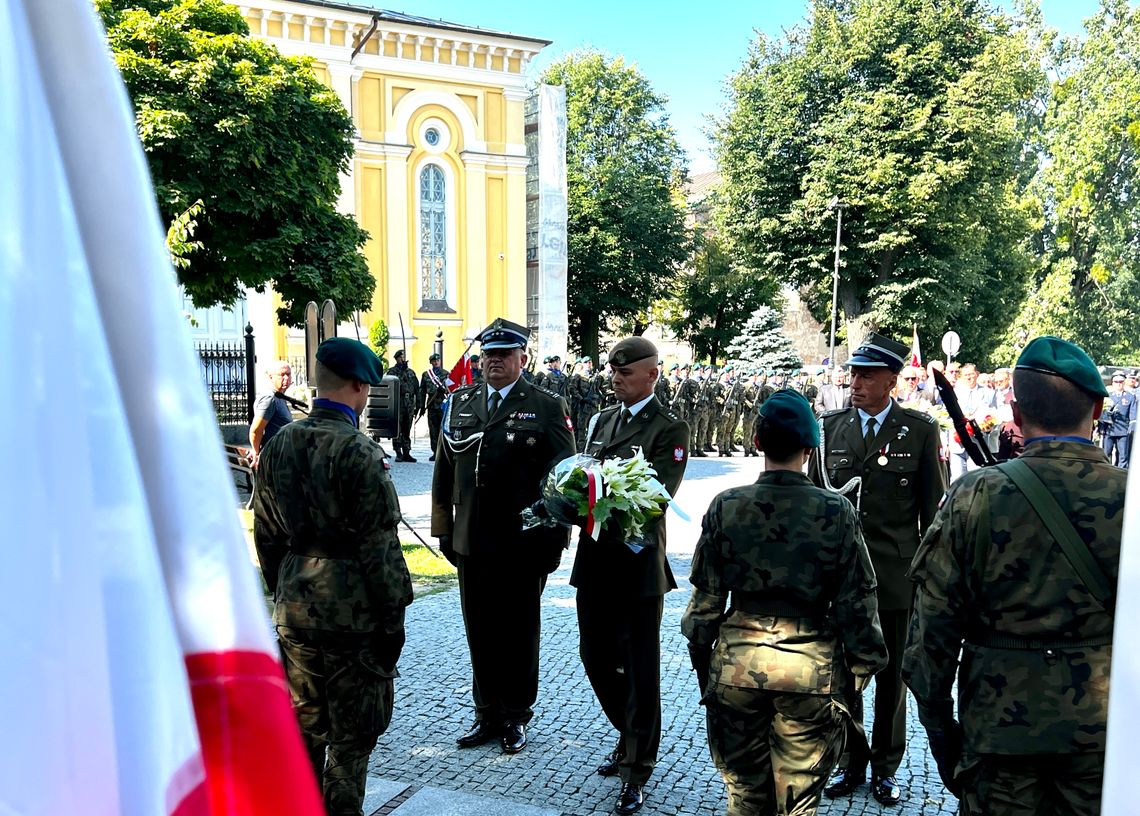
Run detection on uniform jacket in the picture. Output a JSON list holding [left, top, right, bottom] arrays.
[[430, 380, 575, 571], [809, 400, 945, 610], [654, 373, 673, 406], [253, 407, 413, 634], [419, 367, 448, 413], [903, 440, 1123, 756], [570, 397, 690, 596], [392, 362, 419, 413], [682, 470, 887, 695], [1100, 389, 1137, 437]]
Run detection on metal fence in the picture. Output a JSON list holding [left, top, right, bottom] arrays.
[[196, 325, 256, 424]]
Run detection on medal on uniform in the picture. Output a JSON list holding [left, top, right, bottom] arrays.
[[877, 443, 889, 467], [506, 432, 516, 443]]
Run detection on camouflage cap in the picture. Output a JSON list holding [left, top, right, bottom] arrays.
[[1015, 336, 1108, 398], [316, 337, 385, 385], [760, 388, 820, 448], [846, 332, 909, 373], [609, 336, 657, 367]]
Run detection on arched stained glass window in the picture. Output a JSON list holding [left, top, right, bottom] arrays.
[[419, 164, 448, 310]]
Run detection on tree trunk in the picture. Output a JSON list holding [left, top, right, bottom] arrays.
[[709, 304, 726, 364], [583, 310, 600, 364]]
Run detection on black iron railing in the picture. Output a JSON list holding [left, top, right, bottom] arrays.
[[196, 324, 256, 423]]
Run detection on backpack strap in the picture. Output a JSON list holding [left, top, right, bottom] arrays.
[[999, 459, 1113, 604]]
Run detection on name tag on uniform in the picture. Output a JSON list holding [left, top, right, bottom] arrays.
[[512, 411, 537, 420]]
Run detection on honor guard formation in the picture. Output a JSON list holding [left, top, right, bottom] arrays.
[[252, 324, 1128, 816]]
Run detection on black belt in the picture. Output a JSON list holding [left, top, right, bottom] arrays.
[[966, 632, 1112, 651], [732, 594, 826, 619]]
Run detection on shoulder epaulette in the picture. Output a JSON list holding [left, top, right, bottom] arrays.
[[659, 405, 682, 423], [821, 407, 850, 419], [900, 405, 938, 424]]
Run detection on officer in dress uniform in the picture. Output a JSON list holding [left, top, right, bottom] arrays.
[[572, 336, 690, 816], [683, 389, 887, 816], [430, 318, 575, 755], [390, 349, 420, 462], [808, 332, 946, 806], [904, 336, 1123, 815], [253, 339, 412, 816], [1098, 371, 1135, 468]]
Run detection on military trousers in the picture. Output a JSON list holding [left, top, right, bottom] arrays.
[[692, 410, 709, 451], [277, 626, 396, 816], [1103, 434, 1130, 469], [576, 591, 664, 785], [840, 606, 908, 777], [396, 407, 415, 456], [706, 685, 845, 816], [426, 407, 443, 455], [959, 752, 1104, 816], [457, 551, 547, 725]]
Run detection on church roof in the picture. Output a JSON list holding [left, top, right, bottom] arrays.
[[286, 0, 552, 46]]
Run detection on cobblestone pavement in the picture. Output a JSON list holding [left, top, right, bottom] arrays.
[[369, 424, 957, 816]]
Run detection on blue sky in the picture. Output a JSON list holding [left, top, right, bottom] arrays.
[[357, 1, 1109, 171]]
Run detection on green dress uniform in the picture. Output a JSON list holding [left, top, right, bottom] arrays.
[[430, 378, 575, 728], [683, 469, 888, 815], [807, 400, 945, 782], [254, 402, 413, 816], [903, 437, 1122, 815], [572, 390, 689, 788], [419, 364, 448, 455]]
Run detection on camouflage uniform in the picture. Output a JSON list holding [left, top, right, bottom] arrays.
[[675, 372, 699, 424], [698, 375, 720, 452], [391, 360, 420, 460], [903, 440, 1123, 815], [682, 471, 888, 816], [739, 380, 760, 456], [253, 405, 414, 816], [576, 372, 603, 451], [654, 371, 673, 406], [716, 379, 743, 455]]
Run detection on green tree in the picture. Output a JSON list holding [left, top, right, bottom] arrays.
[[715, 0, 1045, 366], [664, 224, 778, 363], [542, 51, 690, 360], [98, 0, 372, 326], [724, 305, 802, 372], [999, 0, 1140, 363]]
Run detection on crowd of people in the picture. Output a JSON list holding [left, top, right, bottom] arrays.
[[248, 323, 1127, 816]]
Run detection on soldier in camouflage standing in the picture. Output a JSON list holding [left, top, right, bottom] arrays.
[[390, 349, 420, 462], [688, 365, 708, 456], [253, 338, 413, 816], [577, 360, 603, 451], [903, 336, 1123, 816], [683, 389, 887, 816], [668, 363, 684, 403], [716, 367, 744, 457], [739, 372, 760, 457], [676, 365, 701, 455], [654, 359, 673, 407], [699, 366, 721, 453]]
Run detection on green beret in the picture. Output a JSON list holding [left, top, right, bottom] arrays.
[[759, 389, 819, 448], [316, 338, 385, 385], [609, 336, 657, 367], [429, 352, 441, 362], [469, 354, 480, 363], [1015, 336, 1108, 398], [669, 363, 679, 372]]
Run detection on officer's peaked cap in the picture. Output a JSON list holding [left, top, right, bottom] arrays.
[[845, 332, 908, 374], [477, 317, 530, 350], [316, 338, 385, 385]]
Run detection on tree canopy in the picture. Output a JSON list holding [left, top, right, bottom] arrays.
[[542, 51, 690, 360], [714, 0, 1045, 366], [98, 0, 372, 326]]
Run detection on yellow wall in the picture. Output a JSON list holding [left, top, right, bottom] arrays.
[[250, 4, 537, 369]]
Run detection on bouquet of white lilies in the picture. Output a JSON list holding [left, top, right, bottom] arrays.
[[520, 450, 684, 553]]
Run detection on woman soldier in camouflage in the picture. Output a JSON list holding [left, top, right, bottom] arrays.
[[682, 390, 888, 816]]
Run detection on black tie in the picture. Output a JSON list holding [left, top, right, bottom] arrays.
[[620, 408, 633, 430], [488, 390, 502, 417], [863, 417, 878, 453]]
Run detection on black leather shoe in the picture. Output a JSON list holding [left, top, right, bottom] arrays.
[[616, 782, 644, 815], [871, 774, 902, 806], [428, 454, 436, 462], [456, 721, 502, 748], [404, 454, 418, 463], [596, 748, 623, 777], [824, 767, 866, 799], [501, 721, 526, 754]]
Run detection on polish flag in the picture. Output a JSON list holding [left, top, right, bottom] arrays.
[[449, 351, 473, 391], [0, 2, 323, 815], [908, 325, 922, 368]]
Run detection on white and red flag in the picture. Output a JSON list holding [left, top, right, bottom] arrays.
[[0, 2, 323, 814], [448, 350, 473, 391], [908, 325, 922, 368]]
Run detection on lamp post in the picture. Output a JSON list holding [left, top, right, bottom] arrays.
[[826, 197, 846, 367]]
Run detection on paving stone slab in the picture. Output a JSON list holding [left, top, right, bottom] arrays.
[[390, 785, 561, 816], [364, 777, 410, 814]]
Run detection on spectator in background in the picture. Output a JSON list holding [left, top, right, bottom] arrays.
[[249, 359, 293, 467]]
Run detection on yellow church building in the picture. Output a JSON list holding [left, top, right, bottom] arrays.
[[230, 0, 550, 373]]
